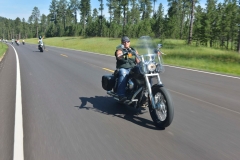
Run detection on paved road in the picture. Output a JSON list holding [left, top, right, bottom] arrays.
[[0, 43, 240, 160]]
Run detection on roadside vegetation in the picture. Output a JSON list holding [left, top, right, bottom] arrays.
[[26, 37, 240, 76], [0, 42, 7, 61]]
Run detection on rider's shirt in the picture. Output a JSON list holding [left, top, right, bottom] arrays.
[[38, 39, 43, 45]]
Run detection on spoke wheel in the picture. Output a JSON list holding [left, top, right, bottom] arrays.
[[149, 85, 174, 129], [154, 92, 167, 121]]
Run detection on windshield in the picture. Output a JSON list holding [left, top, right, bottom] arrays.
[[134, 36, 165, 73], [135, 36, 157, 55]]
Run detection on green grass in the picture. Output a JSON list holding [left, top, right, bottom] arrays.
[[162, 41, 240, 76], [0, 42, 8, 60], [26, 37, 240, 76], [27, 37, 139, 55]]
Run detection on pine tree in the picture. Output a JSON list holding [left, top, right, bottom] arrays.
[[166, 0, 181, 38], [69, 0, 79, 24], [153, 3, 165, 38], [193, 5, 204, 46], [31, 7, 41, 38], [129, 0, 140, 24], [139, 0, 152, 20], [79, 0, 91, 36], [98, 0, 104, 36], [188, 0, 196, 44]]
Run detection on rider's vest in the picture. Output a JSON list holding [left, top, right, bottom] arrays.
[[115, 47, 136, 69]]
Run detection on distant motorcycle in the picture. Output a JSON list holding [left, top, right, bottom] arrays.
[[15, 40, 19, 46], [38, 42, 44, 52], [101, 36, 174, 129]]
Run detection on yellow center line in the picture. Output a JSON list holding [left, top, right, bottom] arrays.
[[55, 52, 240, 115], [60, 54, 68, 57], [102, 68, 114, 72], [57, 54, 114, 73]]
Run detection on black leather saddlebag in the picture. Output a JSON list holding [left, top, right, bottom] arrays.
[[102, 75, 115, 91]]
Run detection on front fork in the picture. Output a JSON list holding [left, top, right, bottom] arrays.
[[144, 73, 162, 109]]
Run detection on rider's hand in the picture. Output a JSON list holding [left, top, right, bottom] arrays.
[[116, 50, 124, 59], [154, 49, 161, 56]]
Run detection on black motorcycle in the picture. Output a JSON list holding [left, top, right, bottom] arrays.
[[15, 40, 19, 46], [38, 43, 44, 52], [102, 36, 174, 129]]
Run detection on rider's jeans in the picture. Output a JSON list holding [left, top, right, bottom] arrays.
[[117, 68, 131, 96]]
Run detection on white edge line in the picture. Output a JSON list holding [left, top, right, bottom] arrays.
[[164, 65, 240, 80], [169, 89, 240, 115], [41, 44, 240, 80], [11, 44, 24, 160]]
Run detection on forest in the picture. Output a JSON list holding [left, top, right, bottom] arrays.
[[0, 0, 240, 52]]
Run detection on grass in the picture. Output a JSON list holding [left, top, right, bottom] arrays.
[[26, 37, 240, 76], [0, 42, 8, 61], [161, 41, 240, 75]]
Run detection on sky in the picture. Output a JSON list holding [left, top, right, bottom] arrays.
[[0, 0, 224, 21]]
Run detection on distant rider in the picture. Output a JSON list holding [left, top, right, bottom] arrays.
[[38, 36, 45, 49], [38, 36, 43, 45]]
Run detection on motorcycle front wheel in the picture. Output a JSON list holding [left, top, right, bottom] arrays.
[[149, 85, 174, 129]]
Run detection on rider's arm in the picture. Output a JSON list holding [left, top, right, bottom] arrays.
[[135, 50, 140, 63], [116, 48, 140, 63], [154, 49, 161, 56], [116, 50, 124, 60]]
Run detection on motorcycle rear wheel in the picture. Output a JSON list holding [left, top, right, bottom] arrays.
[[149, 86, 174, 129]]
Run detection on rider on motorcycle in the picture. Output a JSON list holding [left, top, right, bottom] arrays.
[[115, 36, 140, 101], [103, 36, 174, 128], [38, 36, 43, 45], [38, 36, 45, 51], [115, 36, 162, 101]]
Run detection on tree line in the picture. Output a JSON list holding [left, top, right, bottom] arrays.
[[0, 0, 240, 52]]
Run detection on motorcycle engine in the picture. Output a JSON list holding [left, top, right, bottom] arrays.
[[127, 79, 134, 90]]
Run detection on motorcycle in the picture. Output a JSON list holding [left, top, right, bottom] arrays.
[[101, 36, 174, 129], [38, 42, 44, 52]]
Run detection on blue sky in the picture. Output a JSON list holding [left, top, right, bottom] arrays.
[[0, 0, 223, 21]]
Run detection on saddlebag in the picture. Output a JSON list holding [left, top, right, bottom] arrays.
[[102, 75, 115, 91]]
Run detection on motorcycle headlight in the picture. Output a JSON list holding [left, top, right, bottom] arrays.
[[147, 63, 156, 72]]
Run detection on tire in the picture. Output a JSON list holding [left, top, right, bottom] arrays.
[[149, 85, 174, 129]]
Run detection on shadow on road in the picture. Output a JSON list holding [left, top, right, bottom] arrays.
[[75, 96, 163, 130]]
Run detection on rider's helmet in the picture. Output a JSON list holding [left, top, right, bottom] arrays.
[[121, 36, 130, 43]]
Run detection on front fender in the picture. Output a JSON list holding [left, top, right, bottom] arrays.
[[152, 84, 164, 89]]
